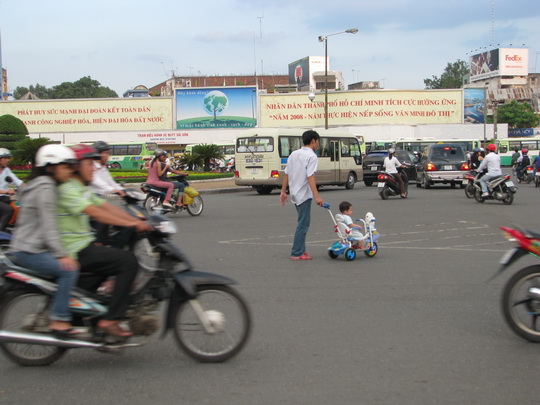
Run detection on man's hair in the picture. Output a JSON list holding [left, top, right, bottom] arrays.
[[339, 201, 352, 213], [302, 130, 320, 146]]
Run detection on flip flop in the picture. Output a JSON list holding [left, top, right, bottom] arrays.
[[50, 328, 86, 340], [290, 253, 313, 260]]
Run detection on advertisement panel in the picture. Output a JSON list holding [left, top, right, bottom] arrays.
[[470, 49, 500, 82], [499, 48, 528, 76], [0, 98, 173, 133], [175, 86, 257, 129], [259, 90, 463, 127], [463, 88, 485, 124], [288, 57, 310, 89]]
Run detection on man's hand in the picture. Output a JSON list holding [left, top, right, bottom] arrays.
[[315, 196, 325, 206], [280, 191, 288, 206], [133, 221, 153, 233], [115, 189, 127, 197], [58, 256, 79, 272]]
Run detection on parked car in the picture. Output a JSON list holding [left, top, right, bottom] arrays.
[[362, 150, 417, 186], [415, 144, 469, 189]]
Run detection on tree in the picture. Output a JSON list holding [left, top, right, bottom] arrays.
[[0, 114, 29, 149], [179, 152, 203, 171], [496, 100, 540, 129], [192, 144, 224, 171], [14, 76, 118, 100], [12, 137, 51, 166], [424, 59, 469, 89]]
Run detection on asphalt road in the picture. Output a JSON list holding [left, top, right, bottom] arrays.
[[1, 173, 540, 404]]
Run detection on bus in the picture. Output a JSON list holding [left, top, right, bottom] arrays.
[[105, 142, 158, 169], [234, 128, 363, 194], [496, 137, 540, 166], [367, 138, 484, 155]]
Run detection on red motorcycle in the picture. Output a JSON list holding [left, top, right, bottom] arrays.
[[377, 167, 408, 200], [498, 226, 540, 342]]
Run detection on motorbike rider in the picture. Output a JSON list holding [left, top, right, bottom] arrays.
[[469, 148, 483, 170], [58, 144, 152, 337], [476, 143, 502, 197], [383, 148, 406, 198], [10, 145, 80, 338], [516, 148, 531, 181], [0, 148, 24, 232], [511, 147, 520, 168], [146, 149, 189, 208]]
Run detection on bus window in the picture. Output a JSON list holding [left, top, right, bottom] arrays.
[[237, 137, 274, 153], [278, 136, 302, 158]]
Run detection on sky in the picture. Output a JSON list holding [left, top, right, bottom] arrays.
[[1, 0, 539, 97]]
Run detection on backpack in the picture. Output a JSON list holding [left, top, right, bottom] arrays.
[[521, 155, 531, 167]]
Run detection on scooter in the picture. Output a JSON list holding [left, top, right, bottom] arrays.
[[497, 226, 540, 342], [517, 165, 534, 184], [535, 167, 540, 188], [141, 174, 203, 216], [377, 167, 409, 200], [473, 173, 516, 205], [463, 170, 477, 199], [0, 190, 251, 366]]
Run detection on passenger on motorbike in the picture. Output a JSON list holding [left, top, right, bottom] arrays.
[[58, 144, 152, 337], [10, 145, 81, 338], [469, 148, 483, 170], [516, 148, 531, 181], [383, 148, 406, 198], [0, 148, 23, 232], [146, 149, 189, 209], [476, 143, 502, 197], [511, 147, 520, 168]]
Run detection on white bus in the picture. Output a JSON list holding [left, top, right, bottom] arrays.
[[234, 128, 363, 194]]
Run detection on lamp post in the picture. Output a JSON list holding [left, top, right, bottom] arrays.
[[318, 28, 358, 129], [483, 82, 488, 147]]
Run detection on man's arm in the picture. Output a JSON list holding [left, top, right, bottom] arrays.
[[307, 175, 323, 206], [84, 203, 150, 232], [280, 173, 289, 206]]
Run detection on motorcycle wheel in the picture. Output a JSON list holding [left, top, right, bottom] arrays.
[[502, 265, 540, 342], [0, 290, 67, 366], [535, 176, 540, 188], [364, 242, 378, 257], [526, 174, 533, 184], [144, 195, 162, 214], [473, 189, 485, 203], [464, 183, 475, 199], [501, 190, 514, 205], [186, 195, 204, 216], [173, 285, 251, 363], [380, 188, 389, 200]]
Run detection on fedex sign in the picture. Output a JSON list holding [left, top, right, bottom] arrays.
[[500, 48, 528, 76]]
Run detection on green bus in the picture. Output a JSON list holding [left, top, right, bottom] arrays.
[[105, 142, 158, 169], [497, 137, 540, 166]]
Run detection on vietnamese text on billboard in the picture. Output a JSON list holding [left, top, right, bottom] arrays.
[[175, 87, 257, 129], [259, 90, 463, 127], [0, 98, 173, 133]]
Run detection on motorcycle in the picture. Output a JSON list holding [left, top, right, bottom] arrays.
[[498, 225, 540, 342], [463, 170, 477, 199], [473, 173, 516, 205], [141, 174, 203, 216], [535, 168, 540, 188], [377, 167, 409, 200], [0, 189, 251, 366], [517, 165, 534, 184]]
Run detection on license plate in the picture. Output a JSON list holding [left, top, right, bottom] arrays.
[[377, 182, 385, 188], [443, 165, 453, 170], [370, 165, 379, 171], [536, 172, 540, 177], [505, 181, 514, 187], [527, 169, 534, 174], [251, 168, 258, 174], [500, 248, 518, 266]]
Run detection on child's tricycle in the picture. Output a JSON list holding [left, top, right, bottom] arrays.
[[323, 203, 380, 261]]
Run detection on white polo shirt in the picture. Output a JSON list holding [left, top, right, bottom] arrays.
[[284, 146, 318, 205]]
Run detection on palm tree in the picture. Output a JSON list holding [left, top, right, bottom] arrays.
[[12, 137, 51, 166], [192, 144, 224, 171]]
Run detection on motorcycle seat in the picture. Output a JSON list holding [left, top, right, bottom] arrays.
[[1, 253, 56, 280], [141, 183, 167, 194]]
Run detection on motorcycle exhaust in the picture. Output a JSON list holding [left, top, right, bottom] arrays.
[[0, 330, 104, 348]]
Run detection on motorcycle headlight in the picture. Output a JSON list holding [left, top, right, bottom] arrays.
[[155, 220, 177, 235]]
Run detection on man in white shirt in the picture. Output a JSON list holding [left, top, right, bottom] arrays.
[[280, 130, 325, 260], [90, 141, 126, 198], [476, 143, 502, 197], [0, 148, 23, 231], [383, 148, 406, 198]]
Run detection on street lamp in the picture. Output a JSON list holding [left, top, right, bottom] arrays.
[[318, 28, 358, 129]]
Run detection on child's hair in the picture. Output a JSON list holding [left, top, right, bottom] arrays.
[[339, 201, 352, 213]]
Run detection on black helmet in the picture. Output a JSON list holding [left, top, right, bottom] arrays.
[[473, 148, 481, 153], [92, 141, 110, 153], [154, 148, 167, 158]]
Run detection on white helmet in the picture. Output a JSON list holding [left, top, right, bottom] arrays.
[[388, 148, 395, 154], [35, 145, 77, 167], [0, 148, 11, 158]]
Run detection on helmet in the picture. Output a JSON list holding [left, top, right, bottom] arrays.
[[154, 148, 167, 158], [487, 144, 496, 152], [69, 144, 101, 161], [388, 148, 395, 154], [91, 141, 110, 153], [514, 147, 519, 152], [522, 148, 528, 154], [35, 145, 77, 167], [473, 148, 481, 153], [0, 148, 11, 158]]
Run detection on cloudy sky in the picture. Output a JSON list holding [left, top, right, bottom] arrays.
[[1, 0, 538, 96]]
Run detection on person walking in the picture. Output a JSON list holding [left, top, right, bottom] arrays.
[[280, 130, 325, 260]]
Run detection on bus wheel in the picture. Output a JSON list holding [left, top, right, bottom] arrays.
[[111, 162, 121, 169], [255, 187, 273, 195], [345, 172, 356, 189]]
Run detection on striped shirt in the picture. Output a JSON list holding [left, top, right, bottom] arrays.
[[58, 178, 105, 258]]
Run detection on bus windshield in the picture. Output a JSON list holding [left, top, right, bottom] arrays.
[[236, 137, 275, 153]]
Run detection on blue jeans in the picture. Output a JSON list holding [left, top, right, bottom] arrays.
[[479, 173, 499, 194], [292, 199, 312, 257], [12, 251, 79, 322]]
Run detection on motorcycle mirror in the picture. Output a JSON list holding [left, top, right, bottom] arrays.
[[5, 176, 13, 183]]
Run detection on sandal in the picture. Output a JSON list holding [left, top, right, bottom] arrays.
[[50, 328, 87, 340], [97, 322, 133, 338], [290, 253, 313, 261]]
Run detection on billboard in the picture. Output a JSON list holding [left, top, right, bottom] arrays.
[[463, 88, 485, 124], [259, 90, 463, 127], [470, 48, 528, 82], [175, 86, 257, 129], [288, 56, 326, 91], [0, 98, 173, 133]]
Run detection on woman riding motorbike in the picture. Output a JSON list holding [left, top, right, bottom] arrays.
[[383, 148, 407, 198], [145, 149, 189, 209]]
